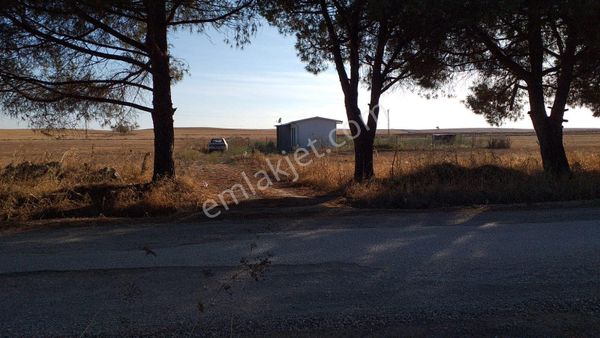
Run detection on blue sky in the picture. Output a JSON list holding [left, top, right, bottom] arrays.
[[1, 23, 599, 130]]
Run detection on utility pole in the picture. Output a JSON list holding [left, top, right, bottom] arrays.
[[84, 116, 88, 139], [386, 109, 390, 137]]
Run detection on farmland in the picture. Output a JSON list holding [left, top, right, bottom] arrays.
[[0, 128, 276, 166], [1, 127, 600, 224], [4, 127, 600, 164]]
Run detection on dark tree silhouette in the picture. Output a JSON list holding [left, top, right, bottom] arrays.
[[262, 0, 447, 181], [0, 0, 256, 181], [446, 0, 600, 177]]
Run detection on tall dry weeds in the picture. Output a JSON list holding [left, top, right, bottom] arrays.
[[293, 149, 600, 208], [3, 146, 600, 223], [0, 148, 220, 222]]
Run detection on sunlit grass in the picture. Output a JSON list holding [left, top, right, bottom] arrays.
[[293, 149, 600, 208]]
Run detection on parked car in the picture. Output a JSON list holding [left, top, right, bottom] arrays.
[[207, 138, 228, 153]]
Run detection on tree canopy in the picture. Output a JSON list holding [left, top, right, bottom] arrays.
[[449, 0, 600, 125], [0, 0, 256, 180], [443, 0, 600, 175], [262, 0, 449, 180]]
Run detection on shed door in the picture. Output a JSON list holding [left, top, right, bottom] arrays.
[[291, 126, 297, 147]]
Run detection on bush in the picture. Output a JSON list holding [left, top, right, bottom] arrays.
[[254, 141, 277, 154], [487, 137, 511, 149], [111, 121, 139, 134]]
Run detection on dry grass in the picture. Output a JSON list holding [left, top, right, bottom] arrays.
[[0, 140, 267, 222], [2, 128, 600, 223], [0, 127, 276, 140], [0, 155, 209, 222], [0, 128, 276, 168], [0, 128, 277, 223], [293, 148, 600, 208]]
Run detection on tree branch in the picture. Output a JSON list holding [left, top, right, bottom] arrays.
[[471, 26, 531, 80], [168, 1, 253, 25]]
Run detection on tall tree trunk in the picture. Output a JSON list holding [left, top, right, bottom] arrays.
[[345, 93, 375, 182], [526, 2, 570, 178], [352, 137, 365, 181], [344, 90, 383, 182], [356, 21, 386, 182], [145, 0, 176, 181], [359, 134, 375, 179], [528, 85, 571, 177], [319, 0, 376, 182], [534, 117, 570, 176], [351, 133, 375, 181]]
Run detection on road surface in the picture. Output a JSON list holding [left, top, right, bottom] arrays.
[[1, 206, 600, 336]]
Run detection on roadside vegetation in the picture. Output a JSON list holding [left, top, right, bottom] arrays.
[[0, 135, 271, 223], [4, 130, 600, 224], [292, 149, 600, 208], [0, 154, 209, 222]]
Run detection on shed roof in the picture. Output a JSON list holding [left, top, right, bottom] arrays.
[[277, 116, 343, 127]]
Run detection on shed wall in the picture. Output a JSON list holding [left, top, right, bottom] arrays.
[[295, 119, 337, 149]]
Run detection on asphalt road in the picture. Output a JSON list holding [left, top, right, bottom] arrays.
[[1, 206, 600, 336]]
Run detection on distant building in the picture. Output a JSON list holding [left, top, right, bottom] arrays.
[[432, 133, 457, 144], [276, 116, 342, 152]]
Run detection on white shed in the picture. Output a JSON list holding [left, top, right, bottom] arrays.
[[276, 116, 342, 152]]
